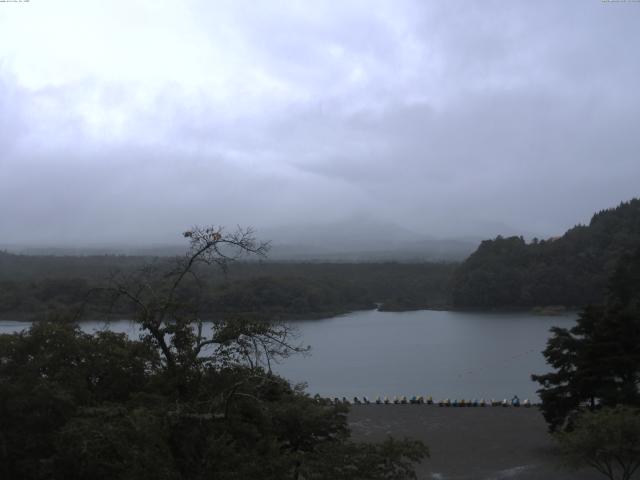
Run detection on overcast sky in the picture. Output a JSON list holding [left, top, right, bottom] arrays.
[[1, 0, 639, 246]]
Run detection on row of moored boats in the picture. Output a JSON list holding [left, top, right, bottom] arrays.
[[319, 395, 534, 407]]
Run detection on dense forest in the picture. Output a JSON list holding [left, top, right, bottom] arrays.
[[0, 253, 455, 320], [3, 198, 639, 318], [451, 199, 640, 309], [0, 228, 428, 479]]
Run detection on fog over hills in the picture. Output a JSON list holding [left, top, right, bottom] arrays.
[[260, 217, 482, 261], [0, 214, 560, 261], [2, 216, 482, 261], [1, 2, 639, 248]]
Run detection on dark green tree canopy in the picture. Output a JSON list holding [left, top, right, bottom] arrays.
[[555, 406, 640, 480], [532, 248, 640, 432], [0, 225, 428, 480], [453, 198, 640, 309]]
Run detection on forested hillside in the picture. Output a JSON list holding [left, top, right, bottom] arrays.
[[0, 253, 455, 319], [451, 199, 640, 309], [5, 199, 638, 317]]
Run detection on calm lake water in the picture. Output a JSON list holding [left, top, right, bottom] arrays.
[[0, 309, 576, 401]]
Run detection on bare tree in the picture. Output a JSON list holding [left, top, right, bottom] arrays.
[[88, 225, 306, 377]]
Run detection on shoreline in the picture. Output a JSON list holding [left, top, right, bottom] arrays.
[[0, 305, 579, 323], [348, 405, 600, 480]]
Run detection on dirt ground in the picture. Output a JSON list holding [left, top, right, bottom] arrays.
[[348, 405, 607, 480]]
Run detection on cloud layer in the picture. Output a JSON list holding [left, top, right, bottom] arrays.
[[1, 0, 639, 245]]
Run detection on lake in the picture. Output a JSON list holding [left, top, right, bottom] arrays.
[[0, 309, 576, 401]]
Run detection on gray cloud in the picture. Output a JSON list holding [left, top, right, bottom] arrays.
[[0, 0, 639, 246]]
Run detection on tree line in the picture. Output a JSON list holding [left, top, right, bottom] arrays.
[[0, 226, 428, 480], [0, 252, 455, 320], [532, 247, 640, 480], [452, 198, 640, 309]]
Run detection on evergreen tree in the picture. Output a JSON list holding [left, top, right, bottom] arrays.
[[532, 248, 640, 431]]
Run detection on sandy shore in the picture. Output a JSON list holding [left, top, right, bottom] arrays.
[[348, 405, 605, 480]]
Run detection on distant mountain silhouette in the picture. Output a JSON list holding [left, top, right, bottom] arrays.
[[260, 217, 480, 261], [3, 214, 528, 262]]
